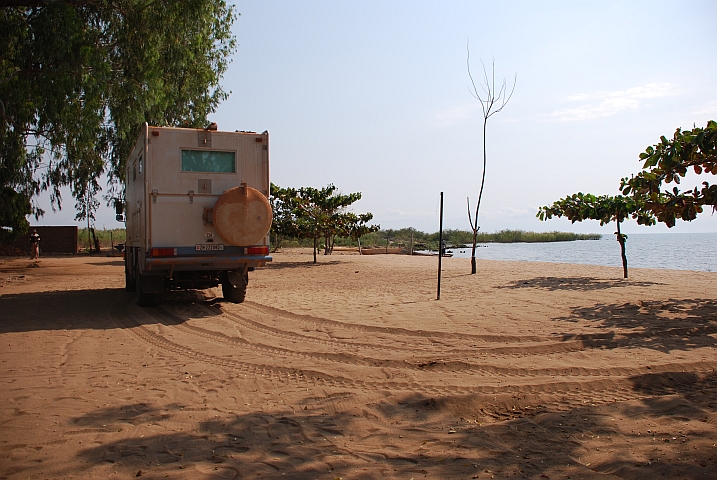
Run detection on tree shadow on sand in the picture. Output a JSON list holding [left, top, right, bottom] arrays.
[[502, 276, 661, 291], [88, 259, 125, 267], [54, 377, 717, 480], [629, 370, 717, 401], [554, 298, 717, 353], [266, 260, 343, 270]]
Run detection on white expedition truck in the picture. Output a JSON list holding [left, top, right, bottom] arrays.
[[122, 123, 272, 306]]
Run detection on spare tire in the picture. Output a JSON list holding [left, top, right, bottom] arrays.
[[212, 185, 272, 246]]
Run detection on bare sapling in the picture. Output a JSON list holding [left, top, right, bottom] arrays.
[[466, 45, 516, 274]]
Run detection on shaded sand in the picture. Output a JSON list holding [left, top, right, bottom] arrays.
[[1, 249, 716, 479]]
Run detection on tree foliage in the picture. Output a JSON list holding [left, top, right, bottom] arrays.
[[269, 183, 379, 263], [537, 193, 655, 278], [620, 120, 717, 227], [340, 212, 380, 253], [0, 1, 236, 237], [269, 183, 304, 243]]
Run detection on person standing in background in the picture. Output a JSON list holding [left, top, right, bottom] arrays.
[[30, 229, 40, 259]]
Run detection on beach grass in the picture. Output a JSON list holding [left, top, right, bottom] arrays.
[[82, 227, 600, 252], [278, 228, 601, 250]]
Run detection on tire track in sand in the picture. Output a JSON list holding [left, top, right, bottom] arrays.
[[154, 303, 717, 382], [108, 297, 717, 415]]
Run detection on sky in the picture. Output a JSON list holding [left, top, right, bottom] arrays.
[[32, 0, 717, 235]]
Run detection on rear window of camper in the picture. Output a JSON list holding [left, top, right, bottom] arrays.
[[181, 150, 236, 173]]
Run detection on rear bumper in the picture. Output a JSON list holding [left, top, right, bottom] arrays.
[[145, 255, 272, 271]]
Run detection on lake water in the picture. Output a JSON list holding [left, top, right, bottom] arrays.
[[439, 232, 716, 272]]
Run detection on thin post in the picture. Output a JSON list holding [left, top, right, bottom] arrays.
[[410, 231, 414, 255], [437, 192, 444, 300]]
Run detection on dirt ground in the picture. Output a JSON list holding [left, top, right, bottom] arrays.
[[1, 249, 716, 479]]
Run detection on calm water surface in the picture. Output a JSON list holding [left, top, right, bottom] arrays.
[[442, 233, 716, 272]]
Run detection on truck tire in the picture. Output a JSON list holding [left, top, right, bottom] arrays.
[[222, 278, 247, 304], [136, 271, 160, 307]]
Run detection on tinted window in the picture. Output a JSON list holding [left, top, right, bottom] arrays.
[[181, 150, 236, 173]]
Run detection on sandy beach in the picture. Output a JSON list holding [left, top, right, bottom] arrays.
[[1, 249, 716, 479]]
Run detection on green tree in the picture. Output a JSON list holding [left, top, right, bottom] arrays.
[[296, 185, 360, 263], [0, 1, 236, 237], [537, 193, 655, 278], [269, 183, 302, 251], [338, 212, 380, 254], [621, 120, 717, 227], [269, 183, 378, 263], [465, 49, 516, 275]]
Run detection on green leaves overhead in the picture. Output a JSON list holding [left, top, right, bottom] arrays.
[[0, 1, 236, 236], [621, 120, 716, 227], [537, 193, 655, 227]]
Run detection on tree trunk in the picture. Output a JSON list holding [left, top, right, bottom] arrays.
[[469, 120, 488, 275], [89, 227, 99, 253], [357, 237, 362, 255], [271, 236, 282, 253], [470, 228, 478, 274], [616, 220, 628, 278], [313, 234, 317, 264]]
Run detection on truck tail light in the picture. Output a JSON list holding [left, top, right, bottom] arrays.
[[150, 248, 176, 257], [247, 246, 269, 255]]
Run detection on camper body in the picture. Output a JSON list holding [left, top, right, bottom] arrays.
[[123, 124, 272, 306]]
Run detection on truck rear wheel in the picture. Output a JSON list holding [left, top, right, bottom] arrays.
[[136, 270, 160, 307], [222, 277, 247, 304]]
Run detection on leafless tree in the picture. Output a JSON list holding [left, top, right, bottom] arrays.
[[466, 45, 516, 274]]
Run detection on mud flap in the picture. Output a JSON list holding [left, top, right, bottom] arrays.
[[226, 270, 248, 289]]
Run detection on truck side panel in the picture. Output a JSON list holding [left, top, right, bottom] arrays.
[[125, 126, 147, 250]]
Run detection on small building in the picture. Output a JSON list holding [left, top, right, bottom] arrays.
[[12, 226, 78, 254]]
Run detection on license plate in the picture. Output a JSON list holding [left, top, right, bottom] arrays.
[[195, 244, 224, 251]]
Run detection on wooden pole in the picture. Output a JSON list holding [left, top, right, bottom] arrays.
[[437, 192, 443, 300]]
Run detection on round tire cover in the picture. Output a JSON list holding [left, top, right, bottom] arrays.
[[212, 186, 272, 246]]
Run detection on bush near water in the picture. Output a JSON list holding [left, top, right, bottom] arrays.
[[283, 228, 600, 251], [41, 228, 600, 253]]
